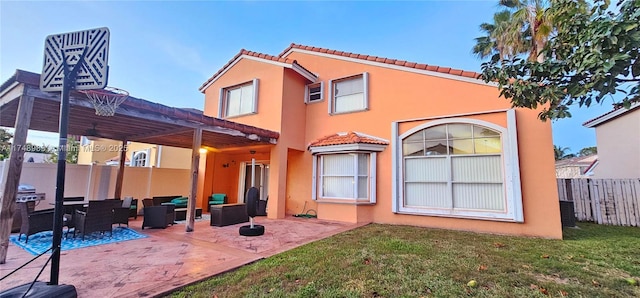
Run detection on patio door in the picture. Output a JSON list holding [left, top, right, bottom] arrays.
[[238, 162, 270, 202]]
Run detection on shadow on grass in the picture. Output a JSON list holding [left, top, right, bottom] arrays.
[[563, 222, 640, 241]]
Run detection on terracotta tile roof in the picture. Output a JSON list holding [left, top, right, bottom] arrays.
[[309, 132, 389, 148], [199, 49, 316, 92], [278, 43, 482, 80]]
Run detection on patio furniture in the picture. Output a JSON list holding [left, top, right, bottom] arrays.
[[142, 198, 153, 207], [142, 205, 176, 229], [174, 208, 202, 221], [113, 197, 133, 227], [62, 196, 86, 231], [152, 195, 182, 206], [207, 193, 227, 211], [19, 208, 55, 243], [256, 196, 268, 216], [73, 200, 122, 240], [239, 187, 264, 236], [210, 203, 248, 227], [12, 201, 35, 233], [129, 198, 139, 219]]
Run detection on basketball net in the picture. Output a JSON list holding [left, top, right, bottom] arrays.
[[80, 87, 129, 116]]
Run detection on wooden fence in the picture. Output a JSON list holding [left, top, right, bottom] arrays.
[[557, 178, 640, 226]]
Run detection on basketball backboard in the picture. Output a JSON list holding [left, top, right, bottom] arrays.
[[40, 27, 110, 92]]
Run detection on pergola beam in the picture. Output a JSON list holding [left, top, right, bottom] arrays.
[[114, 139, 128, 199], [0, 95, 34, 264], [127, 127, 193, 141], [186, 127, 202, 232]]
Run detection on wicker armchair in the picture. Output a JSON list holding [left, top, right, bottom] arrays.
[[142, 205, 175, 229], [73, 200, 122, 240], [19, 208, 54, 243], [112, 197, 133, 227]]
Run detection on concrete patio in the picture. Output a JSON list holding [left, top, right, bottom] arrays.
[[0, 216, 362, 297]]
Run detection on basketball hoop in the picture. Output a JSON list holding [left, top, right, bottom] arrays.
[[80, 87, 129, 116]]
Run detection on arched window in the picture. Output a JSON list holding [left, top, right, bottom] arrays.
[[403, 123, 503, 210], [131, 151, 148, 167], [395, 115, 523, 222]]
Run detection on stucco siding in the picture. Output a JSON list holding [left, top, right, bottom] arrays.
[[593, 110, 640, 178]]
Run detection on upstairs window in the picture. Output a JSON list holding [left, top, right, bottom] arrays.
[[305, 82, 324, 103], [219, 79, 258, 118], [329, 73, 369, 114], [131, 150, 149, 167]]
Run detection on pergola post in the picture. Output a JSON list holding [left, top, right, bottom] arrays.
[[114, 139, 127, 199], [0, 95, 34, 264], [186, 128, 202, 232]]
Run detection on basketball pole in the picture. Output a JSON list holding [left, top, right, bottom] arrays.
[[250, 151, 256, 229], [50, 49, 86, 286]]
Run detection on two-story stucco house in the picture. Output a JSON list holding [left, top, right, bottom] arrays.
[[583, 102, 640, 179], [195, 44, 562, 239]]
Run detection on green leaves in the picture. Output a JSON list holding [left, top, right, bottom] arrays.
[[478, 0, 640, 120]]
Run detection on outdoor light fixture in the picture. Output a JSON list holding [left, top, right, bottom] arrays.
[[199, 148, 208, 154]]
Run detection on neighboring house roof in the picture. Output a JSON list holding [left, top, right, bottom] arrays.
[[583, 159, 599, 176], [583, 102, 640, 128], [199, 49, 317, 92], [555, 154, 598, 175], [278, 43, 482, 82], [555, 155, 598, 168], [309, 131, 389, 147]]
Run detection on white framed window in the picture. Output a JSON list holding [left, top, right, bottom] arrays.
[[131, 150, 149, 167], [218, 79, 259, 118], [320, 153, 369, 199], [394, 114, 523, 222], [305, 82, 324, 103], [312, 152, 376, 203], [328, 72, 369, 114]]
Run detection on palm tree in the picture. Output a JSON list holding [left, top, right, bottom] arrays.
[[500, 0, 553, 62], [473, 0, 553, 63], [472, 10, 525, 60], [554, 145, 575, 161], [577, 146, 597, 157]]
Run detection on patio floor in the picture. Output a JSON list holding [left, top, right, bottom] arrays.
[[0, 216, 362, 297]]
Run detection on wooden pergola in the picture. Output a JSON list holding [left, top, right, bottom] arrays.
[[0, 70, 279, 262]]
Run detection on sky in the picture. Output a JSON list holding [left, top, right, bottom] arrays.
[[0, 0, 613, 154]]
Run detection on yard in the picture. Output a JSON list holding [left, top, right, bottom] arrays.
[[168, 223, 640, 297]]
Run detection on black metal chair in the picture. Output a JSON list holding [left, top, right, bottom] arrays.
[[73, 200, 122, 240], [19, 208, 54, 243]]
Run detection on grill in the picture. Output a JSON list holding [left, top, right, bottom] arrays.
[[16, 184, 45, 203]]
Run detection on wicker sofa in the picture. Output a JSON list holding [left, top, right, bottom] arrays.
[[152, 195, 183, 207]]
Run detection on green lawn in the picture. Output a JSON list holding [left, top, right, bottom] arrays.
[[168, 223, 640, 298]]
